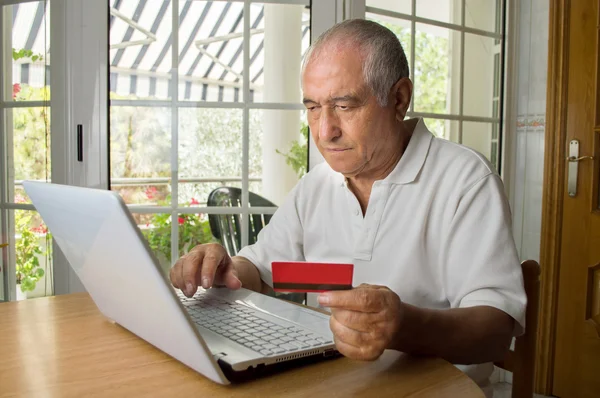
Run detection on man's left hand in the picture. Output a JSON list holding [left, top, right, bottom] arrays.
[[318, 284, 404, 361]]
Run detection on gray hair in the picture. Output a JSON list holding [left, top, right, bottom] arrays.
[[302, 19, 409, 106]]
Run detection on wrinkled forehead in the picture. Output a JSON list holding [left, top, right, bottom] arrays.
[[302, 40, 367, 87]]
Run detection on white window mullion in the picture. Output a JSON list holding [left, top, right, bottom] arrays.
[[405, 111, 497, 123], [308, 0, 343, 172], [241, 0, 251, 248], [171, 0, 180, 267], [343, 0, 365, 19], [0, 6, 9, 301], [4, 9, 18, 301], [409, 0, 415, 113], [364, 6, 501, 40], [129, 205, 278, 215], [502, 0, 520, 202], [3, 100, 47, 108], [458, 0, 466, 144]]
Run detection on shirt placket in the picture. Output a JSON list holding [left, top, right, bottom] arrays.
[[345, 182, 388, 261]]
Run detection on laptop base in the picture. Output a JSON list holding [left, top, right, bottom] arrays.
[[218, 350, 342, 383]]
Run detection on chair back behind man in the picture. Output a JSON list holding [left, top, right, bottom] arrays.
[[207, 187, 306, 305], [207, 187, 274, 255], [494, 259, 541, 398]]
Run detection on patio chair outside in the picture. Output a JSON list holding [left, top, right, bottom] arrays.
[[207, 187, 305, 304]]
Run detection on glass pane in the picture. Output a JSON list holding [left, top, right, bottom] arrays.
[[179, 212, 219, 258], [190, 212, 265, 257], [11, 107, 51, 204], [137, 212, 172, 275], [367, 0, 411, 15], [414, 24, 460, 115], [178, 108, 243, 205], [463, 33, 497, 118], [465, 0, 500, 33], [110, 106, 172, 205], [109, 0, 173, 100], [8, 1, 51, 102], [179, 1, 245, 102], [462, 121, 494, 164], [423, 119, 459, 141], [416, 0, 461, 25], [366, 14, 412, 77], [249, 109, 306, 206], [250, 2, 310, 104], [14, 210, 53, 300]]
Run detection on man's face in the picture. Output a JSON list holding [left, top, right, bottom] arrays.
[[301, 45, 402, 178]]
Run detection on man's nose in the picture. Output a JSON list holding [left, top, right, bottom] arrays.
[[319, 108, 341, 142]]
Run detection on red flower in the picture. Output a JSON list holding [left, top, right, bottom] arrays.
[[178, 217, 185, 225], [31, 225, 48, 234], [145, 186, 158, 200], [12, 83, 21, 99], [190, 197, 199, 205], [14, 193, 27, 204]]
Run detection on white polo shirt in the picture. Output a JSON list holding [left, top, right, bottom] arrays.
[[238, 118, 526, 385]]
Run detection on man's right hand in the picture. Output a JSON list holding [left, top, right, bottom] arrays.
[[170, 243, 242, 297]]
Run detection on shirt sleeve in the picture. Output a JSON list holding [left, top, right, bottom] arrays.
[[236, 183, 306, 287], [442, 173, 527, 335]]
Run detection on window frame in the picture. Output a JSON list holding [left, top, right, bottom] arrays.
[[0, 0, 54, 301], [364, 0, 506, 172], [0, 0, 345, 299], [108, 0, 344, 267]]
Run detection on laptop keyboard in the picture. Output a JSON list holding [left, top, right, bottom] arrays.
[[180, 293, 333, 357]]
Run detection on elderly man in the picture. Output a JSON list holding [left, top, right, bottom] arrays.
[[170, 19, 526, 391]]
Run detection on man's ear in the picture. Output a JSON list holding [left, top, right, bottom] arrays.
[[392, 78, 413, 121]]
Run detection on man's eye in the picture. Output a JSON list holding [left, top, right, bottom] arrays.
[[308, 106, 320, 112], [337, 105, 349, 111]]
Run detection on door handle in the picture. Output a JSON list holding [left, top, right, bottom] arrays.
[[567, 139, 595, 197], [568, 156, 595, 162]]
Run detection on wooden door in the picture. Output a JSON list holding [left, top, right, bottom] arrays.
[[552, 0, 600, 396]]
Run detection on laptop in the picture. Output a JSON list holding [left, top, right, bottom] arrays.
[[23, 181, 339, 385]]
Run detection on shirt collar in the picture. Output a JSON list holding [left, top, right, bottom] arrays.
[[382, 118, 433, 185], [328, 118, 433, 186]]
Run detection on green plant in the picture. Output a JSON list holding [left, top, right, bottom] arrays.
[[276, 123, 309, 178], [375, 19, 449, 137], [143, 196, 217, 273], [11, 48, 51, 294], [12, 48, 44, 63], [15, 211, 50, 292], [12, 48, 48, 102]]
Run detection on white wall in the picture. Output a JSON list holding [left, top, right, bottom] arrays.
[[509, 0, 549, 264]]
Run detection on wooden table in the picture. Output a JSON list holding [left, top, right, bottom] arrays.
[[0, 293, 484, 397]]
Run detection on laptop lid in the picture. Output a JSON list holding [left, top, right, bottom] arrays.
[[23, 181, 229, 385]]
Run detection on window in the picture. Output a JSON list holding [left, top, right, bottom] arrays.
[[0, 0, 53, 301], [366, 0, 504, 171], [109, 0, 311, 273]]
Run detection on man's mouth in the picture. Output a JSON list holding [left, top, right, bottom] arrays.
[[324, 148, 350, 152]]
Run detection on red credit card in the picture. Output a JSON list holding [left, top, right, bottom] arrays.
[[271, 261, 354, 293]]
